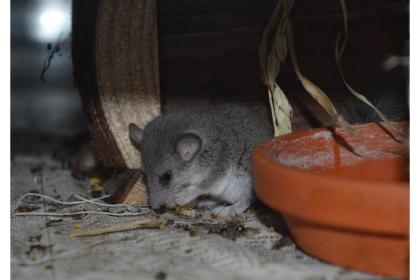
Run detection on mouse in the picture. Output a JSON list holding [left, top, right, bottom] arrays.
[[128, 77, 408, 217], [128, 104, 272, 216]]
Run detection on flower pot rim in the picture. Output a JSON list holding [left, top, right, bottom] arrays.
[[255, 122, 408, 188], [252, 122, 409, 236], [251, 121, 409, 277]]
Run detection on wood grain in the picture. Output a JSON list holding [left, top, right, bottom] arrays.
[[95, 0, 161, 169], [72, 0, 161, 170]]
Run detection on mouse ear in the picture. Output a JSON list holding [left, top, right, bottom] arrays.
[[176, 133, 202, 161], [129, 123, 144, 145]]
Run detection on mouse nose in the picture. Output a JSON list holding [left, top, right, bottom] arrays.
[[153, 205, 168, 214], [148, 196, 165, 210]]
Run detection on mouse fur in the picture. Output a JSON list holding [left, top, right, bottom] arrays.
[[129, 104, 271, 216], [341, 72, 409, 123]]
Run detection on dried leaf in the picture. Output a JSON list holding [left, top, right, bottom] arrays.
[[259, 0, 294, 136], [284, 5, 353, 132], [269, 85, 293, 136], [335, 0, 404, 138]]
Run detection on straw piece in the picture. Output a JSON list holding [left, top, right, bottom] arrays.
[[335, 0, 405, 138], [284, 3, 353, 132], [69, 218, 166, 237], [259, 0, 294, 136]]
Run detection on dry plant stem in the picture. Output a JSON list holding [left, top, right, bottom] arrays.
[[259, 1, 282, 83], [283, 0, 352, 132], [335, 0, 405, 138], [14, 193, 151, 217], [16, 193, 111, 207], [14, 211, 151, 217], [40, 33, 70, 82], [69, 218, 166, 237], [17, 193, 149, 209], [259, 0, 295, 82], [268, 85, 293, 136], [73, 194, 148, 208], [259, 0, 294, 136]]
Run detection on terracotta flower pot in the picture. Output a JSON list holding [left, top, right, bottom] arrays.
[[252, 122, 409, 278]]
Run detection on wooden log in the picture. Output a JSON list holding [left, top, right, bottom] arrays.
[[72, 0, 160, 170], [102, 170, 148, 205], [72, 0, 161, 203]]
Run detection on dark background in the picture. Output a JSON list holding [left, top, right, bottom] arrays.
[[11, 0, 86, 138], [11, 0, 409, 140]]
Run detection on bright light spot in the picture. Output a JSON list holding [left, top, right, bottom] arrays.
[[40, 9, 65, 30], [33, 5, 70, 43]]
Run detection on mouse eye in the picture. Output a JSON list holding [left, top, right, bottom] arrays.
[[159, 170, 172, 186]]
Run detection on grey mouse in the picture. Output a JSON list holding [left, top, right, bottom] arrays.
[[128, 104, 271, 216]]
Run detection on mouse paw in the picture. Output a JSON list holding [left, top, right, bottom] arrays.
[[211, 204, 248, 217], [196, 199, 218, 209]]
